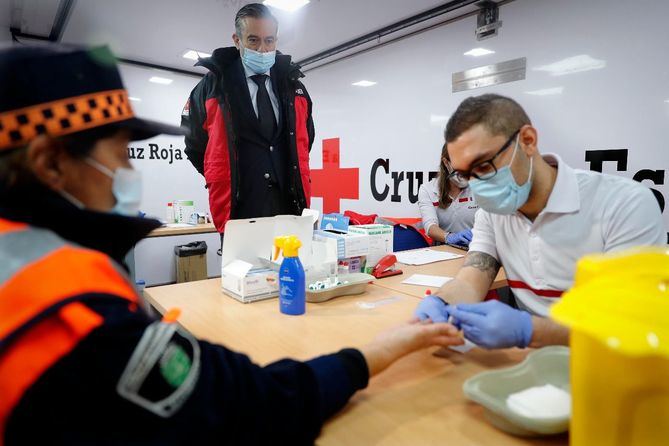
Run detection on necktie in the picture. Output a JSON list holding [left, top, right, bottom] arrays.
[[251, 74, 277, 141]]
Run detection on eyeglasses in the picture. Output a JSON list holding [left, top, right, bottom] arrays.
[[447, 129, 521, 183]]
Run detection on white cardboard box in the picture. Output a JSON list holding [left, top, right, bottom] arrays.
[[221, 213, 322, 303], [347, 224, 394, 272], [313, 229, 369, 259], [221, 259, 279, 302]]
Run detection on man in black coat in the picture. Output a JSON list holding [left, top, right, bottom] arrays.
[[182, 3, 315, 244]]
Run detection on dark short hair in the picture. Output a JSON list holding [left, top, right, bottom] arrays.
[[444, 94, 531, 143], [235, 3, 278, 36]]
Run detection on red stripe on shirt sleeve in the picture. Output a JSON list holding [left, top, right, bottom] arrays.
[[508, 279, 564, 298]]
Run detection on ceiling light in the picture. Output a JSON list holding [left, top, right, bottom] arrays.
[[352, 80, 377, 87], [430, 114, 449, 124], [182, 49, 212, 60], [149, 76, 173, 85], [525, 87, 564, 96], [534, 55, 606, 76], [464, 48, 495, 57], [128, 96, 142, 102], [263, 0, 310, 12]]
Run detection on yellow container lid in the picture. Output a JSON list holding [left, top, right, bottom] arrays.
[[551, 247, 669, 357]]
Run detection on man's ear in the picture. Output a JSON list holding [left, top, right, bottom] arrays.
[[232, 33, 241, 50], [520, 125, 538, 157], [25, 135, 68, 191]]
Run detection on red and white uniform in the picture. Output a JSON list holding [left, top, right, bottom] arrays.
[[417, 178, 479, 235], [469, 153, 666, 316]]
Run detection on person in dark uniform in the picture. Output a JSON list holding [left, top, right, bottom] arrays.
[[182, 3, 314, 249], [0, 44, 463, 445]]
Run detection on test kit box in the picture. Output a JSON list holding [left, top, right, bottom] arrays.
[[173, 200, 195, 224], [221, 260, 278, 303], [313, 229, 369, 259], [320, 213, 350, 232], [347, 224, 393, 272], [221, 212, 324, 303]]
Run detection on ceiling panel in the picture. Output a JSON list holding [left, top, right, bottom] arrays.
[[59, 0, 453, 71]]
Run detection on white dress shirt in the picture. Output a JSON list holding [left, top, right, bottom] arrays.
[[468, 153, 666, 317], [242, 63, 280, 123]]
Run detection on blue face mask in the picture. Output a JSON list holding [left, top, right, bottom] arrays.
[[85, 158, 143, 216], [241, 46, 276, 74], [468, 135, 533, 215]]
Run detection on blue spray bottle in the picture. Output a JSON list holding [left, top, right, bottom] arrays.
[[273, 235, 306, 315]]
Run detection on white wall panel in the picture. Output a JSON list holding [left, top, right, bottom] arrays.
[[305, 0, 669, 233], [118, 64, 204, 220], [117, 64, 216, 285], [123, 0, 669, 284]]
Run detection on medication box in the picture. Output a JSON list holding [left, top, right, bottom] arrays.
[[222, 260, 279, 303], [313, 229, 369, 259], [347, 224, 393, 273], [173, 200, 195, 224], [221, 213, 326, 303]]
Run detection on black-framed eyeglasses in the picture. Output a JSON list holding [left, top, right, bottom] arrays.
[[447, 129, 521, 183]]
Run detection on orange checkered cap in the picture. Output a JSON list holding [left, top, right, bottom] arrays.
[[0, 44, 186, 151]]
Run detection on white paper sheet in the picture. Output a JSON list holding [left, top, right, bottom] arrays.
[[449, 338, 477, 353], [395, 249, 463, 265], [401, 274, 453, 287]]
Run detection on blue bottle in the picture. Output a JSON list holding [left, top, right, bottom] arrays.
[[273, 235, 306, 315]]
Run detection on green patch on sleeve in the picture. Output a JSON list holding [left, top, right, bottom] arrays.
[[159, 343, 192, 388]]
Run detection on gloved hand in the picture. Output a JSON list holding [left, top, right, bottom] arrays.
[[414, 295, 453, 323], [450, 300, 533, 349], [446, 229, 473, 246]]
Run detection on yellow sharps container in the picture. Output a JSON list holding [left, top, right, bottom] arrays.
[[551, 247, 669, 446]]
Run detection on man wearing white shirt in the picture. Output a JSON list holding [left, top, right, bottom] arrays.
[[182, 3, 315, 247], [415, 94, 665, 349]]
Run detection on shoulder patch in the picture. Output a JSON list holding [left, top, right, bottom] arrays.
[[117, 320, 200, 418], [295, 88, 304, 95], [182, 99, 190, 116]]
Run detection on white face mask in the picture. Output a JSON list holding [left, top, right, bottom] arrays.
[[84, 158, 143, 216]]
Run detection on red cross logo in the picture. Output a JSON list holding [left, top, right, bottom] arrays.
[[310, 138, 359, 213]]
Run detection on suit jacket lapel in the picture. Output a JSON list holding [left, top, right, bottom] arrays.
[[226, 58, 263, 134]]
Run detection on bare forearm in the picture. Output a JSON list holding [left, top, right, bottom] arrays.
[[428, 225, 447, 243], [529, 317, 569, 348], [436, 251, 499, 304], [435, 278, 482, 304], [359, 323, 464, 376], [358, 343, 394, 376]]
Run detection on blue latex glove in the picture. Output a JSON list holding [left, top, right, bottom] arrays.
[[446, 229, 473, 246], [414, 295, 453, 323], [450, 300, 533, 349]]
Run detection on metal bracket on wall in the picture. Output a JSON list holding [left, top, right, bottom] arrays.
[[475, 0, 502, 40], [452, 57, 526, 93]]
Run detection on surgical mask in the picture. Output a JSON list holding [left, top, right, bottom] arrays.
[[85, 158, 143, 216], [468, 135, 533, 215], [241, 46, 276, 74]]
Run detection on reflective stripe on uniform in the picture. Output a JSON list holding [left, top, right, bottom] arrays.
[[0, 224, 66, 284], [0, 218, 139, 441]]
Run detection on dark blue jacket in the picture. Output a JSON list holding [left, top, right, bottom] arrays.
[[0, 185, 368, 445]]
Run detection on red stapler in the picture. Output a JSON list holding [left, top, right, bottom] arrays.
[[372, 254, 403, 279]]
